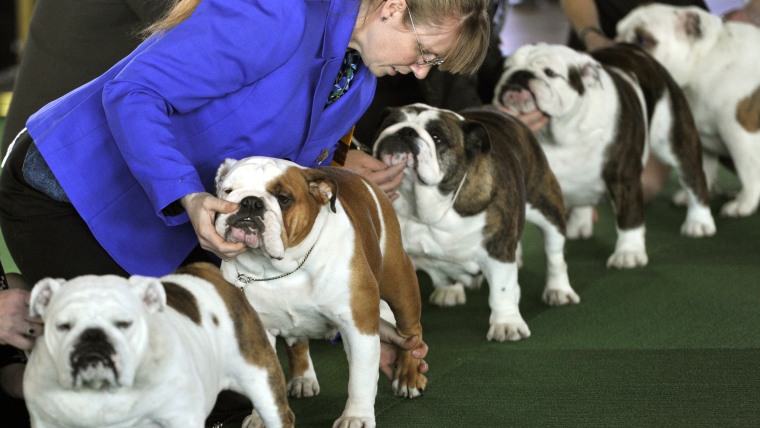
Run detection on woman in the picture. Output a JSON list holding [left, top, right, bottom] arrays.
[[0, 0, 489, 284]]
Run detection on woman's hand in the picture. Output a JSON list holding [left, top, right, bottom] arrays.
[[181, 192, 247, 261], [344, 150, 406, 202], [492, 104, 550, 133], [378, 319, 429, 380], [0, 289, 43, 352]]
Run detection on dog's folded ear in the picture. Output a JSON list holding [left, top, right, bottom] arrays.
[[681, 9, 703, 39], [29, 278, 65, 318], [306, 170, 338, 213], [215, 158, 238, 193], [462, 120, 492, 159], [128, 276, 167, 314]]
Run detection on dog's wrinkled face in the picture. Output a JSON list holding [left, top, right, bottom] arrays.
[[215, 157, 337, 259], [28, 276, 164, 391], [494, 43, 602, 118], [373, 103, 489, 189], [616, 4, 717, 85]]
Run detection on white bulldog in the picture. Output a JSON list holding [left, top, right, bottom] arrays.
[[494, 43, 716, 268], [214, 157, 426, 428], [617, 3, 760, 217], [23, 262, 294, 428], [373, 103, 580, 342]]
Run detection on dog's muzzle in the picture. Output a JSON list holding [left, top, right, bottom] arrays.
[[375, 126, 421, 166], [70, 327, 119, 390], [224, 196, 268, 248]]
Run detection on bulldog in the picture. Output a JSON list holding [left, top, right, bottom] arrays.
[[213, 156, 426, 428], [23, 262, 294, 428], [616, 4, 760, 217], [372, 103, 580, 342], [494, 43, 716, 268]]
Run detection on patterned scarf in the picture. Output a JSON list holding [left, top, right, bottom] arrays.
[[326, 49, 361, 106]]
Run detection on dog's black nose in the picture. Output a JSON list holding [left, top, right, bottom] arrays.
[[71, 327, 116, 369], [397, 126, 418, 139], [79, 327, 107, 343], [506, 70, 535, 88], [240, 196, 265, 213]]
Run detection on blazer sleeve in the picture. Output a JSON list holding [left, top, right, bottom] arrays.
[[101, 0, 306, 222]]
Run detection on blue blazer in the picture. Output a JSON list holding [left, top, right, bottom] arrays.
[[26, 0, 376, 276]]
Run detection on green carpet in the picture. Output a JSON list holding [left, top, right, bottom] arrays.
[[1, 119, 758, 426]]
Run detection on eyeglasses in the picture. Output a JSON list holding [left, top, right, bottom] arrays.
[[406, 7, 445, 67]]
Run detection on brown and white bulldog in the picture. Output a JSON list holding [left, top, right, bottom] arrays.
[[214, 156, 426, 428], [24, 262, 293, 428], [373, 103, 580, 342], [617, 4, 760, 217], [494, 43, 716, 268]]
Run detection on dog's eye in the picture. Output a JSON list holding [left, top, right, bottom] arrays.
[[544, 68, 557, 78], [635, 34, 655, 49], [430, 133, 442, 144], [114, 321, 132, 330], [276, 194, 292, 206], [56, 322, 72, 332], [222, 188, 232, 195]]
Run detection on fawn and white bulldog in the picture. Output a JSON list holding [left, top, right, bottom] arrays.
[[494, 43, 716, 268], [23, 262, 294, 428], [617, 3, 760, 217], [373, 103, 580, 342], [214, 156, 426, 428]]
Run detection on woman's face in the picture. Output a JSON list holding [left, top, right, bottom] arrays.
[[355, 6, 461, 79]]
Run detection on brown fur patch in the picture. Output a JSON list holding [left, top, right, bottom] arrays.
[[453, 108, 533, 263], [737, 85, 760, 133], [172, 262, 293, 423], [325, 167, 425, 390], [285, 341, 311, 379], [266, 169, 322, 249], [600, 67, 647, 229], [162, 281, 201, 325], [318, 167, 383, 335]]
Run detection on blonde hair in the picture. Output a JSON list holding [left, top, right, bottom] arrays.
[[145, 0, 490, 74], [142, 0, 201, 36], [406, 0, 490, 74]]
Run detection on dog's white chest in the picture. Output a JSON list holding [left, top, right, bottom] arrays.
[[241, 272, 343, 340]]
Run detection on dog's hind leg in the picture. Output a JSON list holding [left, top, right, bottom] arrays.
[[525, 205, 580, 306], [284, 340, 320, 398]]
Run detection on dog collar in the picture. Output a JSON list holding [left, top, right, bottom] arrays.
[[235, 220, 327, 291]]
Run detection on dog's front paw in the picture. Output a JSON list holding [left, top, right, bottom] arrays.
[[606, 249, 648, 269], [333, 415, 375, 428], [681, 216, 716, 238], [392, 351, 427, 398], [429, 283, 466, 307], [486, 320, 531, 342], [287, 376, 320, 398], [566, 206, 594, 239]]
